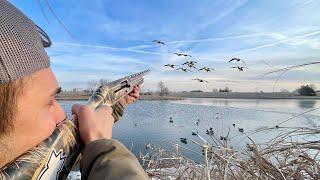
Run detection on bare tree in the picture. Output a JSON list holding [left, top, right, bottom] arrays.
[[98, 78, 110, 86], [158, 81, 169, 96], [212, 88, 218, 93], [219, 87, 232, 93], [85, 78, 110, 95], [86, 80, 98, 94], [164, 87, 169, 96]]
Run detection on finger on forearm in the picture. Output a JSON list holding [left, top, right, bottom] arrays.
[[131, 86, 140, 94], [133, 85, 140, 91], [129, 92, 139, 99], [131, 88, 137, 93]]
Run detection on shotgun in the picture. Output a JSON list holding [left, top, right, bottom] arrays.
[[0, 69, 150, 180]]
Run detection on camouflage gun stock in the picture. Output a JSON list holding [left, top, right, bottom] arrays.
[[0, 69, 150, 180]]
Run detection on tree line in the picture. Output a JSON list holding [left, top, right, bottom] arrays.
[[84, 80, 317, 96]]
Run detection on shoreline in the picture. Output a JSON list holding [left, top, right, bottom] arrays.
[[172, 96, 320, 100], [56, 94, 320, 101]]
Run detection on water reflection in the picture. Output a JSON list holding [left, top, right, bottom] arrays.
[[223, 100, 229, 106], [298, 100, 317, 109]]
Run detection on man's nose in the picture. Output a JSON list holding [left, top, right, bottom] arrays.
[[55, 103, 67, 125]]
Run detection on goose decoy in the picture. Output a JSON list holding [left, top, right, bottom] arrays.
[[238, 128, 244, 133], [206, 128, 214, 135], [180, 138, 187, 144], [220, 136, 227, 141]]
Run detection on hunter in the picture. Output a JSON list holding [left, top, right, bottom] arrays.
[[0, 0, 148, 179]]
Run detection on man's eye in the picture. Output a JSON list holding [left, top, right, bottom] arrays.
[[48, 99, 56, 106]]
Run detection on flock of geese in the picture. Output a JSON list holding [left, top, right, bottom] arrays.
[[153, 40, 248, 83], [152, 40, 250, 145]]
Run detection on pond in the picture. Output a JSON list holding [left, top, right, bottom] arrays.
[[59, 98, 320, 162]]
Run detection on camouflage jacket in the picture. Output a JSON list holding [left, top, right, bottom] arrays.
[[80, 102, 149, 179], [80, 139, 149, 180]]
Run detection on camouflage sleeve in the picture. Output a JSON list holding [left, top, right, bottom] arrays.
[[80, 139, 149, 180], [112, 102, 125, 123]]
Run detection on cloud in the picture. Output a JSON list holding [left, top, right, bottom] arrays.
[[195, 0, 249, 31], [291, 0, 315, 8], [14, 0, 320, 92], [54, 42, 171, 56], [126, 33, 282, 50], [231, 30, 320, 55]]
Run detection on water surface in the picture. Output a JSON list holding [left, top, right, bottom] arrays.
[[59, 98, 320, 161]]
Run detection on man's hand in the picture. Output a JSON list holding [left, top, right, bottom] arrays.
[[119, 85, 141, 107], [72, 104, 114, 145], [71, 86, 141, 145]]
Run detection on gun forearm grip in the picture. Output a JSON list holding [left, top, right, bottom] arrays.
[[112, 102, 125, 123]]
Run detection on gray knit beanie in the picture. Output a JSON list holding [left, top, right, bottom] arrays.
[[0, 0, 51, 84]]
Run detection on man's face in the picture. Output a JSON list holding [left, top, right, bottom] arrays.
[[13, 68, 66, 155]]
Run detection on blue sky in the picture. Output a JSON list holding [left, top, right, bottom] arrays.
[[10, 0, 320, 92]]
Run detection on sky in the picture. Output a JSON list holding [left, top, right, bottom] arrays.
[[10, 0, 320, 92]]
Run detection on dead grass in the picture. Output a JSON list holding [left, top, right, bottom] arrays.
[[141, 126, 320, 180]]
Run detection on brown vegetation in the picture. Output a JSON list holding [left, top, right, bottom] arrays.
[[141, 126, 320, 179]]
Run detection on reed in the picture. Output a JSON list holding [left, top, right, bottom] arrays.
[[141, 126, 320, 179]]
